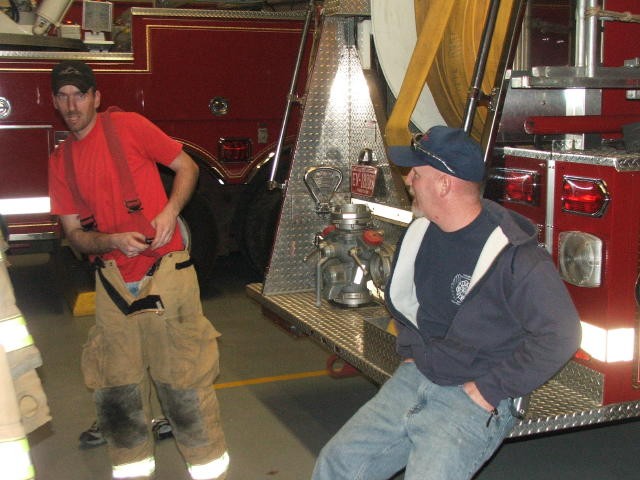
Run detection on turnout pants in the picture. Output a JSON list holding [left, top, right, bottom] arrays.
[[82, 251, 227, 479]]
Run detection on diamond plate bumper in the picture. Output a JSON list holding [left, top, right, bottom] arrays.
[[247, 283, 640, 438]]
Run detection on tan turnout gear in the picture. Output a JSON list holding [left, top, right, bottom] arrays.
[[82, 250, 228, 479], [0, 228, 51, 480]]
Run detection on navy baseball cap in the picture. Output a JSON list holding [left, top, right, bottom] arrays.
[[51, 60, 96, 94], [388, 126, 485, 182]]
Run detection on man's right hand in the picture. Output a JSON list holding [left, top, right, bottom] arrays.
[[463, 381, 495, 412], [111, 231, 150, 258]]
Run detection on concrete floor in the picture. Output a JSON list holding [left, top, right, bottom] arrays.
[[8, 252, 640, 480]]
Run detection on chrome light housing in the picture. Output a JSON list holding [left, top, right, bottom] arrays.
[[558, 231, 602, 287]]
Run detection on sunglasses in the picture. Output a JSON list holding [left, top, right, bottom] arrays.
[[410, 133, 457, 175]]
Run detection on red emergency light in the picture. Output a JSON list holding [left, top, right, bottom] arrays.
[[561, 176, 610, 217]]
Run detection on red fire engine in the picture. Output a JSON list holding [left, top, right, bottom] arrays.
[[0, 0, 314, 284], [248, 0, 640, 438], [484, 0, 640, 408], [3, 0, 640, 437]]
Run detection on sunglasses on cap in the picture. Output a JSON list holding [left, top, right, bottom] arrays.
[[410, 133, 457, 176]]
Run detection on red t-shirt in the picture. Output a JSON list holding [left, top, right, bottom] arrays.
[[49, 111, 184, 281]]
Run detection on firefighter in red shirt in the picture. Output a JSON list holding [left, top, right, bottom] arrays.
[[48, 61, 228, 480]]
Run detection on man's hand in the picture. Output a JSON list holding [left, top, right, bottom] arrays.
[[463, 381, 495, 412], [61, 215, 149, 257], [149, 208, 177, 250], [111, 231, 150, 258]]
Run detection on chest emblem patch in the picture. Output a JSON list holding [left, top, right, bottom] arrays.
[[450, 273, 471, 305]]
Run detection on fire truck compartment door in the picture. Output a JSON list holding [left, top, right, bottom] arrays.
[[0, 125, 53, 215]]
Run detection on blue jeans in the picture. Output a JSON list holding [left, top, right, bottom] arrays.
[[312, 362, 516, 480]]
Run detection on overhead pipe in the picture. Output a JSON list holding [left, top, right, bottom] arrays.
[[575, 0, 598, 78]]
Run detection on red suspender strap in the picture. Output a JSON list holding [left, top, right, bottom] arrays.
[[100, 107, 156, 242], [62, 138, 96, 231]]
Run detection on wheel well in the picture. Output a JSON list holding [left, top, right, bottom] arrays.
[[157, 153, 219, 287], [246, 144, 294, 189]]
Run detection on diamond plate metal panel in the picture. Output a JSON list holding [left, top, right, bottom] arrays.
[[324, 0, 371, 16], [247, 283, 640, 437], [553, 361, 604, 405], [247, 283, 400, 385], [263, 16, 409, 295], [502, 146, 640, 171], [510, 397, 640, 437]]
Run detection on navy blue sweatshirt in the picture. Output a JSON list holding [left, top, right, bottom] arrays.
[[386, 200, 582, 407]]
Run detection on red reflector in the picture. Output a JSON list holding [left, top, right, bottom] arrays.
[[504, 171, 537, 204], [487, 168, 539, 206], [574, 349, 591, 361], [561, 177, 609, 217], [218, 138, 252, 162]]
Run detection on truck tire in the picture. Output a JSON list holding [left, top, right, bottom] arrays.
[[180, 192, 219, 288], [240, 186, 283, 277]]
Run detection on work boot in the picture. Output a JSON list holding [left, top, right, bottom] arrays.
[[79, 418, 173, 449], [78, 420, 106, 448]]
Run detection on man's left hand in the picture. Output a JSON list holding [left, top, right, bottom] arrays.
[[150, 209, 176, 250], [463, 381, 494, 412]]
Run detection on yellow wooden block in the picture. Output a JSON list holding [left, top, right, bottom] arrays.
[[72, 290, 96, 317]]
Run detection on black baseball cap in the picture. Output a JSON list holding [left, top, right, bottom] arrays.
[[388, 126, 485, 182], [51, 60, 97, 94]]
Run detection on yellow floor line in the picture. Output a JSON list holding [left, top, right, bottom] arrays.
[[214, 369, 329, 390]]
